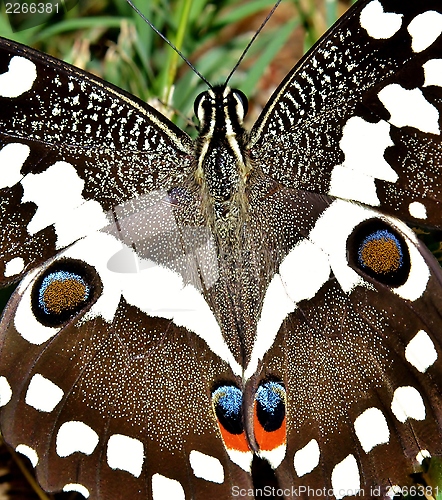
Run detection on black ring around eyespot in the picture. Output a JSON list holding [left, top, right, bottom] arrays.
[[31, 258, 102, 327], [347, 219, 410, 287]]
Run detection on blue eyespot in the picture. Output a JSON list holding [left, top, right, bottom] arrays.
[[350, 220, 410, 287], [32, 259, 100, 327], [212, 385, 243, 434], [255, 381, 286, 432]]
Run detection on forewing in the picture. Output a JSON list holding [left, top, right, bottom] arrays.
[[250, 0, 442, 228], [0, 37, 194, 285]]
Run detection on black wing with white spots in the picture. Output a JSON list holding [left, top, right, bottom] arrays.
[[0, 37, 193, 285], [250, 0, 442, 228]]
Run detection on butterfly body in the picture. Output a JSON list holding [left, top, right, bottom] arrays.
[[2, 0, 442, 499], [192, 85, 252, 251]]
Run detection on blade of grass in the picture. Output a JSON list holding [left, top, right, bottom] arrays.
[[238, 17, 299, 96], [325, 0, 338, 27], [214, 0, 282, 28], [162, 0, 192, 104]]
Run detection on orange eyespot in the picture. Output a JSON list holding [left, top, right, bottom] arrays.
[[349, 220, 411, 287], [358, 230, 402, 274], [40, 273, 89, 315]]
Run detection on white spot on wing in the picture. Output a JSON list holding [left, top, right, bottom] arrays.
[[408, 201, 427, 219], [189, 450, 224, 483], [225, 449, 253, 472], [56, 421, 99, 457], [4, 257, 25, 277], [378, 84, 440, 134], [331, 454, 360, 499], [247, 239, 330, 378], [0, 56, 37, 98], [16, 444, 38, 467], [423, 59, 442, 87], [360, 0, 402, 39], [0, 143, 30, 189], [354, 407, 389, 452], [279, 239, 330, 303], [405, 330, 437, 373], [20, 162, 108, 248], [294, 439, 320, 477], [329, 117, 397, 206], [258, 444, 286, 470], [341, 119, 397, 182], [408, 11, 442, 52], [55, 200, 110, 249], [63, 484, 90, 498], [14, 276, 59, 344], [0, 376, 12, 406], [66, 232, 240, 376], [245, 273, 295, 379], [392, 234, 429, 301], [167, 284, 241, 373], [152, 474, 185, 500], [309, 200, 370, 293], [391, 386, 426, 422], [107, 434, 144, 477], [25, 373, 64, 412], [329, 165, 380, 206], [416, 450, 431, 464]]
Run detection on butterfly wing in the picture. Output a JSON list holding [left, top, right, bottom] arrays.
[[250, 0, 442, 228], [0, 231, 250, 499], [0, 36, 194, 284], [245, 0, 442, 495], [3, 0, 442, 498], [247, 194, 442, 497], [0, 37, 255, 498]]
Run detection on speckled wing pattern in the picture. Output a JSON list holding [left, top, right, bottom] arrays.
[[0, 35, 246, 500], [1, 1, 442, 499], [251, 0, 442, 227], [0, 37, 194, 283], [247, 0, 442, 497]]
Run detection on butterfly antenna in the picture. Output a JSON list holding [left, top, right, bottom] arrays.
[[225, 0, 282, 86], [126, 0, 213, 89]]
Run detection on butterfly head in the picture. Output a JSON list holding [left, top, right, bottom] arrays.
[[194, 85, 249, 135]]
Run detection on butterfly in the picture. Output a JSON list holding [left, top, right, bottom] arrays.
[[2, 0, 442, 498]]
